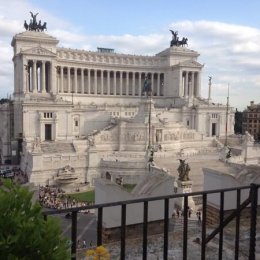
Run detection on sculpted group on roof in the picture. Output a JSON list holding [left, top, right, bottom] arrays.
[[24, 12, 47, 32], [170, 30, 188, 47]]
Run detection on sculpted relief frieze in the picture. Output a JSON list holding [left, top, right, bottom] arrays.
[[23, 47, 55, 57], [164, 131, 179, 141], [163, 131, 195, 141], [99, 132, 117, 142], [125, 131, 145, 142]]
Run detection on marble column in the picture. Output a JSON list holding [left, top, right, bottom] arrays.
[[196, 72, 201, 97], [113, 71, 117, 95], [32, 60, 37, 93], [126, 72, 129, 95], [41, 61, 46, 93], [67, 67, 71, 93], [88, 69, 91, 94], [100, 70, 104, 95], [74, 67, 78, 93], [151, 73, 154, 92], [179, 70, 183, 97], [49, 62, 54, 93], [132, 72, 136, 96], [139, 73, 142, 96], [60, 66, 63, 93], [190, 72, 194, 98], [120, 71, 123, 95], [81, 68, 84, 94], [94, 69, 97, 94], [23, 59, 28, 93], [157, 73, 160, 96], [184, 72, 188, 98], [107, 71, 110, 95]]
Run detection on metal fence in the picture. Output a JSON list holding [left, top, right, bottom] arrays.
[[43, 183, 259, 260]]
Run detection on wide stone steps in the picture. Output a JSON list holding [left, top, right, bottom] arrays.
[[40, 142, 76, 154], [171, 216, 200, 233]]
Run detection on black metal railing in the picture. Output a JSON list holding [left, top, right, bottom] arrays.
[[43, 183, 259, 260]]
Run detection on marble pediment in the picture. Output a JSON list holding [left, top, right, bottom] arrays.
[[21, 46, 56, 57], [174, 60, 203, 68]]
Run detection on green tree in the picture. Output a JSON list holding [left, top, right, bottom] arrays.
[[0, 179, 70, 260]]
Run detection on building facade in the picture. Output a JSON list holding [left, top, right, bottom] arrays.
[[242, 101, 260, 141], [0, 27, 234, 185]]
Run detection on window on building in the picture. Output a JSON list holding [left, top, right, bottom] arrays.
[[75, 120, 78, 127], [187, 120, 189, 126], [43, 112, 53, 118]]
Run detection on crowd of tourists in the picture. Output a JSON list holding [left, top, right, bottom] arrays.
[[38, 185, 91, 210], [0, 166, 28, 184]]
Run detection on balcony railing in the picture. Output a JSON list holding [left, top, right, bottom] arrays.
[[43, 183, 259, 260]]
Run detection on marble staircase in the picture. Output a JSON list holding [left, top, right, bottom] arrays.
[[40, 142, 76, 154]]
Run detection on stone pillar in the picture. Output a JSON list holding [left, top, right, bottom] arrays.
[[23, 110, 29, 138], [196, 72, 201, 98], [67, 67, 71, 93], [151, 73, 154, 92], [132, 72, 135, 96], [175, 180, 195, 210], [81, 68, 84, 94], [113, 71, 117, 95], [179, 70, 183, 97], [87, 146, 101, 186], [208, 76, 212, 102], [50, 61, 56, 94], [126, 71, 129, 95], [184, 72, 188, 98], [94, 69, 97, 94], [23, 59, 28, 93], [107, 71, 110, 95], [60, 66, 63, 93], [88, 69, 91, 94], [139, 72, 142, 96], [32, 60, 37, 93], [120, 71, 123, 96], [190, 72, 194, 98], [100, 70, 104, 95], [54, 114, 58, 141], [74, 67, 77, 93], [157, 73, 160, 96]]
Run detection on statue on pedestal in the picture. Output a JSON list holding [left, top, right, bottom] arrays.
[[177, 159, 191, 181], [32, 137, 41, 153]]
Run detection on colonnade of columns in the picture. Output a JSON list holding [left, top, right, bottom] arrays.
[[24, 60, 52, 93], [56, 66, 164, 97], [181, 71, 200, 98]]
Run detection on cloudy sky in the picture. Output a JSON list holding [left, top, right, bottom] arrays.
[[1, 0, 260, 110]]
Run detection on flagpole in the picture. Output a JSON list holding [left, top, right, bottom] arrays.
[[224, 84, 229, 147]]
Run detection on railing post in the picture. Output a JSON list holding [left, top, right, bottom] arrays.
[[201, 193, 207, 260], [97, 207, 103, 246], [163, 198, 169, 260], [249, 183, 258, 260], [121, 204, 126, 260], [183, 196, 188, 260], [235, 189, 241, 260], [71, 211, 78, 260], [143, 201, 148, 260], [219, 191, 224, 259]]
